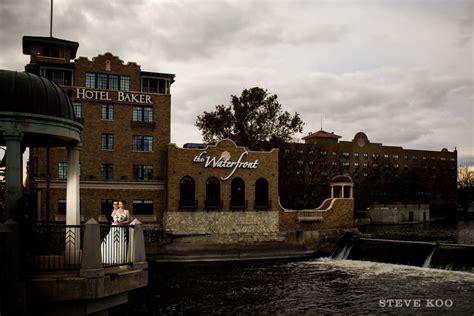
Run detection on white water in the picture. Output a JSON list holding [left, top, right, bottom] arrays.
[[422, 248, 435, 268]]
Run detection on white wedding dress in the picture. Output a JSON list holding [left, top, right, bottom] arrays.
[[101, 212, 129, 265]]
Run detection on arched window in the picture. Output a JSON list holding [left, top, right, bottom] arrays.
[[255, 178, 269, 209], [179, 176, 196, 209], [231, 177, 246, 209], [206, 177, 221, 208]]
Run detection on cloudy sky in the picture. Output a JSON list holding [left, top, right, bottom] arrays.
[[1, 0, 473, 165]]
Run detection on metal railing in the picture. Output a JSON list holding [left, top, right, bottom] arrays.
[[27, 223, 136, 271], [100, 224, 132, 267], [29, 223, 85, 271]]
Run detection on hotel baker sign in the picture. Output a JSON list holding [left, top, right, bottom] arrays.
[[75, 88, 153, 104], [193, 150, 259, 181]]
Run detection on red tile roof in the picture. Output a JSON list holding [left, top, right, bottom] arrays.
[[302, 130, 341, 140]]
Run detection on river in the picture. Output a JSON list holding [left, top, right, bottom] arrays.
[[126, 220, 474, 315]]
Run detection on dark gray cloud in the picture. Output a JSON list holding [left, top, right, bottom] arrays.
[[0, 0, 472, 165]]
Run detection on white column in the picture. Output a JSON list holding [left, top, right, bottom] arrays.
[[66, 143, 81, 264], [4, 131, 23, 219], [331, 185, 334, 198], [350, 185, 353, 198], [341, 185, 344, 198], [66, 143, 80, 225]]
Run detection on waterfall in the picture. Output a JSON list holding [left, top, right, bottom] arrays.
[[332, 244, 353, 260], [423, 247, 435, 268]]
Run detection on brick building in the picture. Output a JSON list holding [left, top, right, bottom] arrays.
[[278, 130, 458, 211], [23, 36, 174, 223]]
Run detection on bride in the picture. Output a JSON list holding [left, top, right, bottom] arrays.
[[101, 200, 131, 264]]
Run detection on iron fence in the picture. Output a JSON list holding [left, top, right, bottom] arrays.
[[29, 223, 84, 271], [100, 224, 132, 267]]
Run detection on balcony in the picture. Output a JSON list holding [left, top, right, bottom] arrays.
[[0, 218, 148, 315]]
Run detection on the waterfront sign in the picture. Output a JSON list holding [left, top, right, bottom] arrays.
[[193, 151, 259, 181], [75, 88, 152, 104]]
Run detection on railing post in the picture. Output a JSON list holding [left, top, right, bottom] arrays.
[[129, 219, 148, 270], [80, 218, 104, 278]]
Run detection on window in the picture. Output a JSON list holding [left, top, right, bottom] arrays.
[[58, 199, 66, 215], [42, 47, 59, 57], [41, 68, 72, 86], [342, 152, 350, 157], [179, 176, 196, 208], [133, 200, 154, 215], [393, 155, 399, 161], [120, 76, 130, 91], [58, 162, 67, 179], [255, 178, 269, 209], [231, 178, 245, 209], [332, 152, 337, 157], [85, 73, 130, 90], [364, 153, 369, 160], [354, 162, 359, 168], [101, 164, 113, 180], [97, 74, 107, 89], [206, 177, 221, 208], [133, 136, 153, 151], [101, 199, 114, 218], [108, 75, 119, 90], [354, 152, 359, 159], [142, 78, 167, 93], [101, 134, 114, 150], [384, 154, 389, 159], [85, 72, 96, 88], [320, 151, 327, 156], [133, 165, 153, 180], [101, 104, 114, 120], [364, 163, 368, 168], [73, 102, 82, 118], [133, 106, 154, 122]]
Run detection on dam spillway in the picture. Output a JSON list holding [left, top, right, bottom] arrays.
[[331, 237, 474, 272]]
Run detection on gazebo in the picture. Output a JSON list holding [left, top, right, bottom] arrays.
[[330, 175, 353, 199], [0, 69, 82, 224]]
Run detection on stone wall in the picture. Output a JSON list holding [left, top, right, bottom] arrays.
[[163, 211, 279, 235]]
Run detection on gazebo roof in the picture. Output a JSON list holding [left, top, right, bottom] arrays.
[[0, 69, 82, 146], [0, 69, 75, 120], [331, 175, 353, 183]]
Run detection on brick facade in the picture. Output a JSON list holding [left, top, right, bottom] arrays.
[[25, 37, 174, 223]]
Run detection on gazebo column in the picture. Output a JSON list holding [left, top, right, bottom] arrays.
[[331, 185, 334, 198], [350, 186, 353, 198], [65, 143, 81, 264], [341, 185, 345, 198], [4, 131, 23, 219]]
